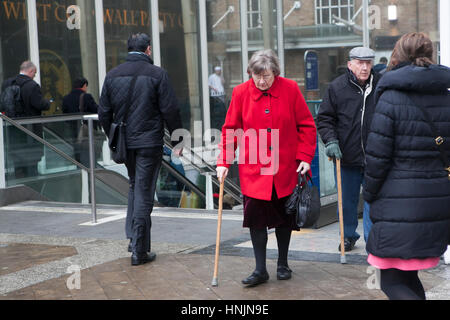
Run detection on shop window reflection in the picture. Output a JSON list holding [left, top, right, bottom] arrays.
[[35, 0, 98, 115]]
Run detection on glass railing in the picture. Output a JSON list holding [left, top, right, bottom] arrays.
[[1, 114, 126, 208]]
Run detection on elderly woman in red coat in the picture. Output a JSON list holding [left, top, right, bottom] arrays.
[[216, 49, 317, 286]]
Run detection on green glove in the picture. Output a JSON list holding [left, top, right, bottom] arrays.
[[325, 140, 342, 159]]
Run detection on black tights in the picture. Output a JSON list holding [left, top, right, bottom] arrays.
[[250, 227, 292, 273], [380, 269, 426, 300]]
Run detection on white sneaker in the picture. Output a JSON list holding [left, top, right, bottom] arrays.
[[443, 246, 450, 265]]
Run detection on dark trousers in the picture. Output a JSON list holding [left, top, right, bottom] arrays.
[[125, 147, 163, 253]]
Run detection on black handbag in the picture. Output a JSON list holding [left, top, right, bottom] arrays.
[[285, 173, 320, 228], [108, 76, 138, 164]]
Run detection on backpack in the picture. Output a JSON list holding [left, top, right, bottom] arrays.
[[0, 79, 29, 117]]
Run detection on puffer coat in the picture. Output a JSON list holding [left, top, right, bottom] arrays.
[[364, 63, 450, 259], [99, 53, 182, 149]]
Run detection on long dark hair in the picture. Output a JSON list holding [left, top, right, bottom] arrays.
[[387, 32, 435, 71]]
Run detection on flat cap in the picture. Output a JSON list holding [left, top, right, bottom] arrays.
[[349, 47, 375, 60]]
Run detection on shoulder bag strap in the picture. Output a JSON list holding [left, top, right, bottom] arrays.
[[118, 75, 139, 125], [409, 94, 450, 179], [79, 92, 86, 113]]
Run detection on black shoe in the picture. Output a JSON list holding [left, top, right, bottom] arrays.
[[338, 238, 357, 252], [131, 252, 156, 266], [277, 266, 292, 280], [127, 242, 132, 253], [242, 271, 269, 286]]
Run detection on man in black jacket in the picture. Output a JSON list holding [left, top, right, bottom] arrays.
[[62, 77, 99, 166], [99, 33, 183, 266], [317, 47, 381, 251], [1, 61, 50, 178], [1, 61, 50, 117]]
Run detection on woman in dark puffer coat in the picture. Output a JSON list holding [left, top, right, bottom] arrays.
[[363, 32, 450, 300]]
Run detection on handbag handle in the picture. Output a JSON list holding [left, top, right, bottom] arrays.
[[298, 172, 314, 186]]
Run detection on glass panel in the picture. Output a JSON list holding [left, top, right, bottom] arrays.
[[206, 0, 243, 193], [248, 0, 278, 52], [103, 0, 152, 71], [2, 116, 126, 204], [283, 0, 441, 197], [324, 9, 331, 24], [36, 0, 99, 116], [0, 0, 29, 86], [341, 6, 349, 21], [372, 1, 440, 68], [159, 0, 201, 133], [3, 117, 106, 184], [156, 146, 206, 209], [331, 8, 339, 20]]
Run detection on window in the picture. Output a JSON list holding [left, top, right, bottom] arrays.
[[315, 0, 354, 25], [248, 0, 262, 29]]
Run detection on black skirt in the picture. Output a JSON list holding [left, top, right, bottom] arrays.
[[243, 186, 299, 231]]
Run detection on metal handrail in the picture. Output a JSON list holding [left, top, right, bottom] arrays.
[[4, 113, 90, 125]]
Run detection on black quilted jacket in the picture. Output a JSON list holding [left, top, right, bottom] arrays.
[[364, 63, 450, 259], [99, 53, 182, 149], [317, 70, 381, 167]]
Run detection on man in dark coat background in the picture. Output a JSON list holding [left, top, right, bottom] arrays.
[[1, 61, 50, 178], [62, 77, 99, 166], [317, 47, 381, 251], [98, 33, 183, 266]]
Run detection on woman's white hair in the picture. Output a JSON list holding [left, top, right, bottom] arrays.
[[247, 49, 281, 76]]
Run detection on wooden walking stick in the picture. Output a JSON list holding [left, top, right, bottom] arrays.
[[336, 158, 347, 264], [211, 177, 225, 286]]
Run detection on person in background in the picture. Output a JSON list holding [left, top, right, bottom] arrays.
[[216, 49, 317, 286], [99, 33, 183, 266], [208, 66, 227, 130], [373, 57, 388, 74], [1, 61, 50, 178], [317, 47, 381, 251], [62, 77, 99, 166], [364, 32, 450, 300]]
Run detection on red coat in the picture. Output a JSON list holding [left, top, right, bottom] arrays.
[[217, 76, 317, 201]]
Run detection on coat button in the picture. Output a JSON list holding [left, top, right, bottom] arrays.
[[263, 93, 268, 96], [265, 109, 270, 114], [267, 128, 271, 132], [269, 146, 273, 151]]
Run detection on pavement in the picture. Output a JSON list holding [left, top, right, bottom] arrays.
[[0, 201, 449, 302]]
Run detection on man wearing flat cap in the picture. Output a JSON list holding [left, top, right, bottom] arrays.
[[317, 47, 381, 252]]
